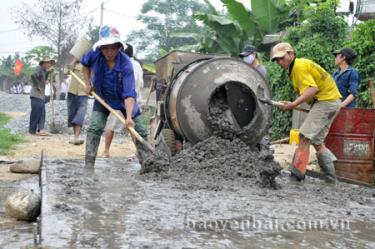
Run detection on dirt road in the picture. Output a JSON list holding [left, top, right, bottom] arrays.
[[0, 105, 374, 248]]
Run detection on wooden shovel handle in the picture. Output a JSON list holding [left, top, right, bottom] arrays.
[[368, 79, 375, 109], [271, 100, 310, 113], [70, 71, 155, 153]]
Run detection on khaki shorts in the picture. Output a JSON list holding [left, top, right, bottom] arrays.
[[105, 110, 125, 132], [299, 99, 341, 145]]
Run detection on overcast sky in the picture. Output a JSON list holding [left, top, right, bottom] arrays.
[[0, 0, 248, 58], [0, 0, 351, 58]]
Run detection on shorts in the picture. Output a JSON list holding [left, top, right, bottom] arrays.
[[105, 110, 125, 132], [67, 93, 88, 127], [299, 99, 341, 145]]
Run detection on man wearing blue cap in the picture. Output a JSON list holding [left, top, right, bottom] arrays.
[[239, 44, 267, 78]]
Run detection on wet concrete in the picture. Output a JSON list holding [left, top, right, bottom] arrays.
[[145, 136, 281, 190], [142, 87, 280, 189], [37, 157, 375, 248], [0, 175, 39, 249]]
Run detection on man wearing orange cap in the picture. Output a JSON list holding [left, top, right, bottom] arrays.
[[271, 42, 342, 183]]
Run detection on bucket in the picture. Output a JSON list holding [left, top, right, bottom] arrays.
[[289, 129, 299, 145], [69, 37, 92, 60]]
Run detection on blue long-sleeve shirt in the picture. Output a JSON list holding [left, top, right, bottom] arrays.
[[81, 48, 140, 117], [333, 67, 360, 108]]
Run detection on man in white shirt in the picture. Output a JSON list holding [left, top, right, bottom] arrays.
[[102, 43, 144, 157]]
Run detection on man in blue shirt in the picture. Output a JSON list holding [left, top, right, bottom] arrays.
[[333, 48, 360, 108], [81, 25, 147, 167]]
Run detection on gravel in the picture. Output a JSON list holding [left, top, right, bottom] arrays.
[[0, 92, 93, 134]]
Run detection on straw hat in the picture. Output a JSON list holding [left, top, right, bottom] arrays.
[[39, 56, 56, 66]]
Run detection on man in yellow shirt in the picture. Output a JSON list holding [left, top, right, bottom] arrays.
[[271, 42, 341, 183]]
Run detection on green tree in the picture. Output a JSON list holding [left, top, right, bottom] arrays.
[[24, 46, 57, 66], [345, 19, 375, 108], [13, 0, 86, 85], [0, 53, 33, 88], [126, 0, 208, 61], [187, 0, 292, 56]]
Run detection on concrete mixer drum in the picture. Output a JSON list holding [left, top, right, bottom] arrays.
[[152, 51, 272, 152]]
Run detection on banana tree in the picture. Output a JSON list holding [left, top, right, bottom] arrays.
[[175, 0, 290, 55]]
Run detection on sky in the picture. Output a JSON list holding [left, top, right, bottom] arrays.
[[0, 0, 352, 58], [0, 0, 247, 58]]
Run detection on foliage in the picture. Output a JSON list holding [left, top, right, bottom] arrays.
[[126, 0, 208, 61], [142, 64, 156, 74], [24, 46, 57, 66], [0, 113, 25, 155], [13, 0, 87, 83], [86, 24, 100, 45], [193, 12, 247, 55], [185, 0, 294, 56], [263, 61, 294, 140], [0, 54, 33, 86], [345, 19, 375, 108]]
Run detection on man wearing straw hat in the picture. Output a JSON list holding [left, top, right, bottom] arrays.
[[81, 25, 147, 167], [29, 56, 55, 136]]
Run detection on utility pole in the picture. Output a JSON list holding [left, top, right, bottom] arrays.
[[100, 2, 104, 31]]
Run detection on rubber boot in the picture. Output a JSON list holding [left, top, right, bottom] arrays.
[[317, 150, 337, 184], [85, 132, 101, 168], [289, 145, 310, 181]]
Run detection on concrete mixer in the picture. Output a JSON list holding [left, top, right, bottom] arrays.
[[151, 51, 272, 155]]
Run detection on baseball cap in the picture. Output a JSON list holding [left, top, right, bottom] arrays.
[[239, 45, 257, 57], [332, 48, 356, 60], [271, 42, 294, 61]]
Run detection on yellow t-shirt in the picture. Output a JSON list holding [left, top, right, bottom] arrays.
[[290, 58, 341, 102]]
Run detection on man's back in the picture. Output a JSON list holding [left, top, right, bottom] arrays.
[[290, 58, 341, 102]]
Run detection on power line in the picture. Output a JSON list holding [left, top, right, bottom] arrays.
[[0, 51, 29, 54], [0, 27, 26, 34], [103, 8, 138, 20]]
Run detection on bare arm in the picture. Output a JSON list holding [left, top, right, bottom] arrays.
[[124, 97, 135, 127], [340, 94, 355, 108], [281, 87, 318, 110]]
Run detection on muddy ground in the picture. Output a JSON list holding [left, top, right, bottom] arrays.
[[36, 158, 375, 248], [1, 91, 375, 248], [2, 138, 375, 248]]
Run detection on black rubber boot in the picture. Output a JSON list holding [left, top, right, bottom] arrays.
[[288, 166, 305, 181], [85, 132, 101, 168], [317, 150, 337, 184]]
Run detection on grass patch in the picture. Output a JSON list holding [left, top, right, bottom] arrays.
[[0, 112, 26, 155], [0, 113, 11, 127]]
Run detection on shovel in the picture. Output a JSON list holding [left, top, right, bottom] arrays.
[[49, 84, 59, 134], [70, 71, 156, 154], [259, 98, 310, 113], [143, 78, 155, 113]]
